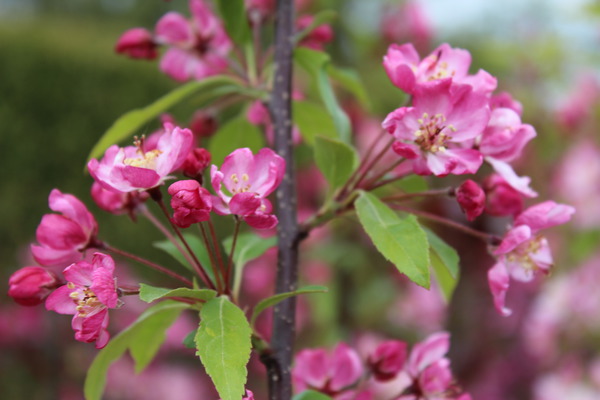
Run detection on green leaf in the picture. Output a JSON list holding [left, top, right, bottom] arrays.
[[84, 301, 188, 400], [196, 297, 252, 400], [314, 135, 359, 195], [424, 228, 459, 278], [87, 76, 242, 161], [327, 65, 371, 110], [295, 10, 337, 43], [294, 48, 351, 143], [430, 250, 458, 302], [139, 283, 217, 303], [293, 101, 337, 145], [223, 232, 277, 297], [183, 329, 197, 349], [209, 114, 265, 166], [251, 285, 328, 326], [215, 0, 250, 45], [153, 233, 212, 274], [293, 390, 334, 400], [355, 191, 430, 288]]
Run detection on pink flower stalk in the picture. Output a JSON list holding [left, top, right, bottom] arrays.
[[155, 0, 232, 82], [483, 174, 524, 217], [168, 180, 212, 228], [478, 107, 537, 197], [91, 182, 149, 216], [381, 1, 432, 53], [455, 180, 485, 221], [383, 43, 497, 95], [115, 28, 158, 59], [210, 148, 284, 229], [45, 253, 119, 348], [31, 189, 99, 267], [8, 266, 61, 306], [297, 15, 334, 51], [293, 343, 364, 397], [368, 340, 408, 382], [181, 147, 211, 178], [383, 79, 490, 176], [88, 123, 194, 193], [488, 201, 575, 316]]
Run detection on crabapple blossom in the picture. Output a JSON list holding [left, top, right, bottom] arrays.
[[8, 266, 61, 306], [154, 0, 231, 82], [383, 79, 490, 176], [367, 340, 408, 382], [556, 73, 600, 131], [482, 174, 524, 217], [455, 179, 485, 221], [45, 253, 119, 348], [210, 148, 284, 229], [115, 28, 158, 59], [168, 180, 212, 228], [180, 147, 211, 179], [88, 123, 193, 193], [490, 92, 523, 115], [488, 201, 575, 316], [383, 42, 497, 95], [31, 189, 99, 267]]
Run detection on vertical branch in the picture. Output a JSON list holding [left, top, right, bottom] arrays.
[[264, 0, 298, 399]]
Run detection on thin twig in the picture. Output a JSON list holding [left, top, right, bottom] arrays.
[[198, 222, 224, 293]]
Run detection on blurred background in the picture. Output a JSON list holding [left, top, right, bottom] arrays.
[[1, 0, 599, 399]]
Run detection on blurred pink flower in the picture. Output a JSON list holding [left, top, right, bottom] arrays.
[[556, 73, 600, 131], [482, 174, 524, 217], [297, 15, 334, 51], [381, 1, 432, 53], [115, 27, 158, 59], [368, 340, 408, 382], [8, 266, 61, 306]]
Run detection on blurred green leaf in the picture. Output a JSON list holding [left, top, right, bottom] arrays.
[[209, 114, 265, 165], [293, 391, 334, 400], [293, 100, 338, 144], [139, 283, 217, 303], [424, 228, 459, 279], [85, 301, 188, 400], [250, 285, 328, 326], [216, 0, 251, 45], [327, 65, 371, 110], [355, 191, 430, 288], [314, 135, 359, 195], [196, 297, 252, 400]]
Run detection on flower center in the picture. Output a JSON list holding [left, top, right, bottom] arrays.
[[229, 173, 251, 194], [414, 113, 456, 153], [68, 282, 103, 317], [506, 235, 545, 272], [124, 149, 162, 169], [423, 50, 456, 81]]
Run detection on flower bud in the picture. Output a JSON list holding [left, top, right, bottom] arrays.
[[168, 180, 212, 228], [368, 340, 408, 381], [115, 28, 158, 59], [455, 180, 485, 221], [8, 267, 59, 306], [189, 111, 218, 138], [483, 174, 524, 217], [181, 148, 211, 179]]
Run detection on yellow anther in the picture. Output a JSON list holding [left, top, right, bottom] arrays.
[[123, 149, 162, 169], [242, 173, 249, 182], [67, 282, 75, 289], [230, 173, 239, 184]]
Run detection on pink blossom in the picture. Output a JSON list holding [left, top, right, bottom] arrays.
[[31, 189, 98, 267], [383, 79, 490, 176], [482, 174, 524, 217], [556, 73, 600, 131], [455, 180, 485, 221], [8, 266, 61, 306], [210, 148, 284, 229], [490, 92, 523, 115], [88, 123, 193, 193], [155, 0, 231, 82], [293, 342, 363, 397], [168, 180, 212, 227], [181, 147, 211, 178], [488, 201, 575, 316], [368, 340, 408, 381], [383, 43, 497, 95], [115, 28, 158, 59], [297, 15, 334, 51], [381, 1, 432, 53], [45, 253, 119, 348], [91, 182, 149, 216]]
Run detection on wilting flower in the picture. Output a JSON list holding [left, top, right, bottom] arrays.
[[88, 123, 193, 193], [46, 253, 119, 348], [455, 180, 485, 221], [115, 28, 158, 59], [168, 180, 212, 227], [488, 201, 575, 316], [31, 189, 98, 267], [210, 148, 284, 229], [8, 267, 61, 306], [383, 79, 490, 176]]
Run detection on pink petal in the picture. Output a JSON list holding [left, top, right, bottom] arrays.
[[45, 285, 78, 315], [486, 157, 537, 197], [30, 244, 81, 267], [488, 261, 512, 316], [494, 225, 532, 255], [408, 331, 450, 376], [91, 253, 118, 308], [514, 201, 575, 232], [230, 192, 261, 216], [383, 43, 420, 93], [48, 189, 97, 238], [155, 12, 195, 46], [243, 213, 278, 229], [36, 214, 87, 250]]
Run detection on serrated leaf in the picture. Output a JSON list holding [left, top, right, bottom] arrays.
[[215, 0, 250, 45], [327, 65, 371, 110], [293, 390, 334, 400], [196, 297, 252, 400], [355, 191, 430, 288], [293, 100, 337, 145], [87, 76, 242, 161], [251, 285, 328, 326], [295, 10, 337, 43], [314, 135, 359, 195], [294, 48, 351, 143], [139, 283, 217, 303], [209, 114, 265, 166], [223, 232, 277, 297], [84, 301, 188, 400]]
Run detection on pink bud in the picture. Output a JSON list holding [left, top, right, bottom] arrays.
[[189, 111, 218, 138], [455, 180, 485, 221], [181, 148, 211, 178], [115, 28, 158, 59], [368, 340, 408, 381], [168, 180, 213, 228], [297, 15, 334, 50], [483, 174, 524, 217], [8, 267, 60, 306]]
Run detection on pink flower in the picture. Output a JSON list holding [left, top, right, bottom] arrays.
[[383, 43, 497, 95], [155, 0, 231, 82], [210, 148, 284, 229], [297, 15, 334, 51], [31, 189, 98, 267], [45, 253, 119, 348], [483, 174, 524, 217], [488, 201, 575, 316], [383, 79, 490, 176], [8, 266, 61, 306], [293, 343, 363, 397], [181, 147, 211, 178], [115, 28, 158, 59], [490, 92, 523, 115], [556, 73, 600, 131], [381, 1, 432, 53], [88, 123, 194, 193], [367, 340, 408, 381], [168, 180, 212, 228], [455, 180, 485, 221], [91, 182, 149, 216]]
